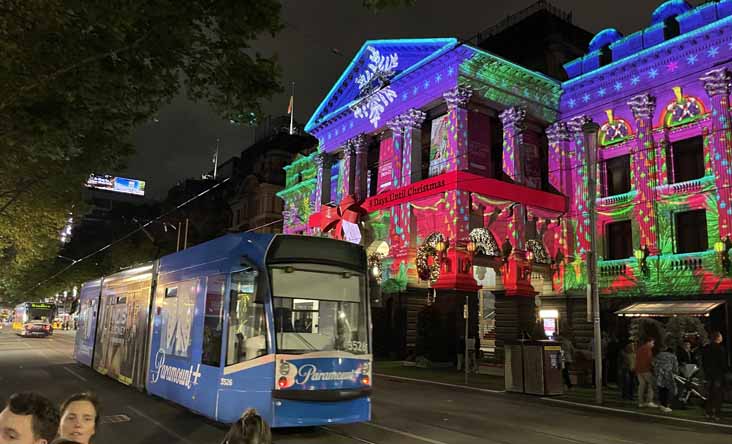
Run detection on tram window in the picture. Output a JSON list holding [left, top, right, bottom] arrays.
[[226, 269, 267, 366], [202, 275, 226, 366], [159, 279, 197, 358]]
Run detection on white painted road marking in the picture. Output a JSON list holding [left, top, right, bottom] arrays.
[[127, 406, 196, 444], [374, 373, 504, 394], [363, 422, 450, 444], [63, 366, 88, 382]]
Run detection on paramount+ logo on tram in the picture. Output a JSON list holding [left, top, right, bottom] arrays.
[[151, 349, 202, 390], [276, 359, 371, 389]]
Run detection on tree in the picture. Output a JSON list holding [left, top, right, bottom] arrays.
[[363, 0, 416, 10], [0, 0, 283, 300]]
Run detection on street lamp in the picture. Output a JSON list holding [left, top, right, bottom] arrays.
[[634, 245, 650, 276], [582, 119, 603, 405], [714, 236, 731, 273]]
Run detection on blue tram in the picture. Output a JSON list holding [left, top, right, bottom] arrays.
[[73, 233, 372, 427]]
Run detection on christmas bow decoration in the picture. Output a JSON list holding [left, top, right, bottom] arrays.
[[319, 195, 364, 240]]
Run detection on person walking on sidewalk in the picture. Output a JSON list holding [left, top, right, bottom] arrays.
[[618, 342, 636, 400], [701, 331, 727, 421], [635, 337, 658, 408], [559, 335, 575, 390], [653, 347, 678, 413]]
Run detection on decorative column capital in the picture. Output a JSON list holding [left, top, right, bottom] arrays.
[[342, 144, 356, 158], [700, 67, 731, 98], [313, 152, 332, 168], [499, 106, 527, 129], [444, 85, 473, 110], [400, 108, 427, 130], [566, 115, 592, 133], [546, 122, 570, 144], [385, 115, 405, 133], [348, 134, 368, 154], [627, 94, 656, 121]]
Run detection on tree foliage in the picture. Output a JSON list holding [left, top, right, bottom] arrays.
[[0, 0, 283, 302], [363, 0, 416, 11]]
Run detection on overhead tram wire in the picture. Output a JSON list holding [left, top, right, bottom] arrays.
[[26, 177, 232, 292]]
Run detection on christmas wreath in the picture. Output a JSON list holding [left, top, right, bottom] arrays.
[[416, 232, 445, 283]]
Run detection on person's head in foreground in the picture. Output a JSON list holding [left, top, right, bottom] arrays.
[[57, 393, 100, 444], [221, 409, 271, 444], [0, 392, 59, 444]]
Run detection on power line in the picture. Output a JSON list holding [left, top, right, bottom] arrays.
[[26, 177, 232, 292]]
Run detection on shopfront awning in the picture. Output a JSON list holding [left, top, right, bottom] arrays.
[[615, 301, 725, 318]]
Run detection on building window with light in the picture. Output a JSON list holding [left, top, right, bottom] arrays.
[[603, 154, 631, 197], [668, 136, 704, 184], [675, 210, 708, 254], [605, 220, 632, 260]]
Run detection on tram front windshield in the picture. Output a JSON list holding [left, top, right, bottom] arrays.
[[270, 264, 368, 355]]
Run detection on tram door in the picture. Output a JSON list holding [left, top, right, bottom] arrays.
[[216, 266, 274, 424], [148, 277, 215, 416]]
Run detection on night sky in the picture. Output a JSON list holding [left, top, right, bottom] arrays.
[[127, 0, 704, 198]]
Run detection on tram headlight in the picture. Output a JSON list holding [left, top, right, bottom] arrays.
[[361, 362, 370, 375]]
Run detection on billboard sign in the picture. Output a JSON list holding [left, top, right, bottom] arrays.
[[86, 174, 146, 196]]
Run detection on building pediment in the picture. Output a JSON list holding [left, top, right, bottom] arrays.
[[305, 38, 459, 133]]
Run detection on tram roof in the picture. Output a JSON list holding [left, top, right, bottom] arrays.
[[158, 232, 276, 275]]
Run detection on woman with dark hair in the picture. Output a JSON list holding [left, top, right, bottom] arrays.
[[221, 408, 271, 444], [57, 393, 100, 444]]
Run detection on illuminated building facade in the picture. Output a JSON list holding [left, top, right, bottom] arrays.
[[544, 0, 732, 348], [280, 1, 732, 362]]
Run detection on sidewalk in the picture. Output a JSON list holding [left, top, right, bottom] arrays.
[[374, 361, 732, 426], [557, 385, 732, 426]]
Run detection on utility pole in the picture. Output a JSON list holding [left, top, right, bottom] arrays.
[[464, 294, 469, 385], [582, 121, 602, 405]]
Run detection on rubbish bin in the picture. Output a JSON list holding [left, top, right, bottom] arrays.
[[504, 340, 563, 395], [504, 342, 524, 393]]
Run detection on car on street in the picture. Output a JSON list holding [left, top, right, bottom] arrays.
[[18, 320, 53, 337]]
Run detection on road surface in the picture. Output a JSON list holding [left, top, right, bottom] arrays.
[[0, 326, 727, 443]]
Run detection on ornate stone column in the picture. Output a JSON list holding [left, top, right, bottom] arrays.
[[385, 116, 406, 189], [701, 68, 732, 238], [567, 115, 593, 260], [546, 122, 571, 194], [313, 152, 332, 212], [342, 143, 356, 198], [350, 135, 369, 202], [628, 93, 658, 253], [400, 108, 427, 186], [444, 86, 473, 172], [499, 106, 527, 184]]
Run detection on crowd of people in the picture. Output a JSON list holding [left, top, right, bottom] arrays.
[[560, 330, 728, 421], [0, 392, 271, 444]]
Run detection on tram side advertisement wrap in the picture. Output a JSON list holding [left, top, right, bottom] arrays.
[[275, 354, 372, 390]]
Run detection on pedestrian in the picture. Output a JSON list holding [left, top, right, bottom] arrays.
[[618, 342, 636, 400], [456, 336, 465, 372], [57, 392, 100, 444], [221, 408, 271, 444], [701, 331, 727, 421], [635, 337, 658, 408], [0, 392, 60, 444], [559, 335, 575, 390], [653, 347, 678, 413], [676, 340, 695, 366]]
